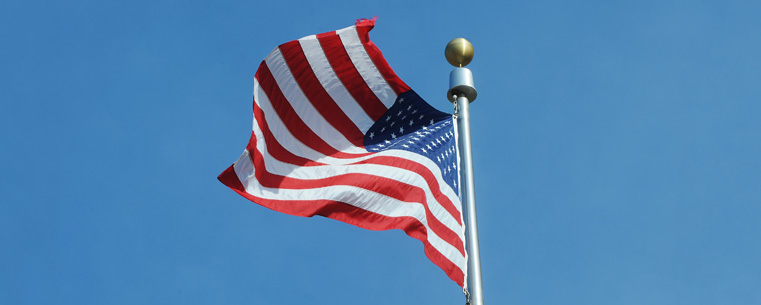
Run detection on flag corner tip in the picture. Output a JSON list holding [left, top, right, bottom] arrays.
[[356, 16, 378, 27]]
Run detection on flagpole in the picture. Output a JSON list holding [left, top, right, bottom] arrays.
[[446, 38, 484, 305]]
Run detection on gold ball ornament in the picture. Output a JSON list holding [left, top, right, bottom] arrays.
[[445, 38, 474, 67]]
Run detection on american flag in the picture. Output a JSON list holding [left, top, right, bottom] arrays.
[[218, 18, 467, 287]]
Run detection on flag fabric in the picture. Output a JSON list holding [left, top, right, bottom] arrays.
[[218, 18, 467, 287]]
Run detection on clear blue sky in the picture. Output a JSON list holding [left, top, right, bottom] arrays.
[[2, 1, 760, 304]]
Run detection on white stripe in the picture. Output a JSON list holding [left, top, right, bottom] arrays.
[[233, 149, 466, 274], [336, 26, 397, 108], [264, 48, 365, 154], [248, 114, 463, 236], [255, 80, 343, 161], [254, 79, 329, 161], [298, 35, 377, 134]]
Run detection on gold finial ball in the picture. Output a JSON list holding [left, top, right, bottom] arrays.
[[445, 38, 474, 67]]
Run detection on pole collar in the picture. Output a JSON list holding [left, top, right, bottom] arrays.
[[448, 67, 477, 103]]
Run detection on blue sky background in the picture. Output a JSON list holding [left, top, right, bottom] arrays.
[[2, 1, 760, 304]]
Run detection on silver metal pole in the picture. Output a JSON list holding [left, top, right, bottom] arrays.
[[457, 94, 484, 305], [445, 38, 484, 305]]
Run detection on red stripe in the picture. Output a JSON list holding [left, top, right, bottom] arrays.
[[217, 165, 465, 287], [354, 19, 411, 96], [248, 97, 325, 167], [317, 31, 388, 121], [255, 63, 372, 159], [250, 100, 462, 225], [245, 141, 465, 256], [351, 156, 462, 225], [277, 40, 366, 148]]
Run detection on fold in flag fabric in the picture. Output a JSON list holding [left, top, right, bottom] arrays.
[[218, 18, 467, 288]]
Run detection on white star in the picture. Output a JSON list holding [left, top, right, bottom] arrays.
[[385, 116, 391, 122], [369, 132, 374, 139], [407, 105, 412, 110], [397, 110, 403, 116], [421, 148, 427, 153], [429, 119, 435, 125], [390, 121, 396, 127], [437, 156, 441, 163], [422, 126, 428, 130], [411, 109, 417, 114], [445, 132, 451, 139], [401, 115, 407, 120], [385, 140, 391, 144], [402, 144, 409, 148], [380, 127, 386, 132], [399, 127, 404, 133], [426, 144, 432, 150], [409, 120, 414, 126], [391, 133, 397, 139], [419, 114, 424, 120], [408, 140, 415, 144], [399, 98, 405, 102], [378, 143, 385, 147], [436, 138, 442, 145], [431, 141, 438, 147]]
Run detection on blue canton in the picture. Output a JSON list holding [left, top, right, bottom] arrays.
[[364, 90, 459, 195]]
